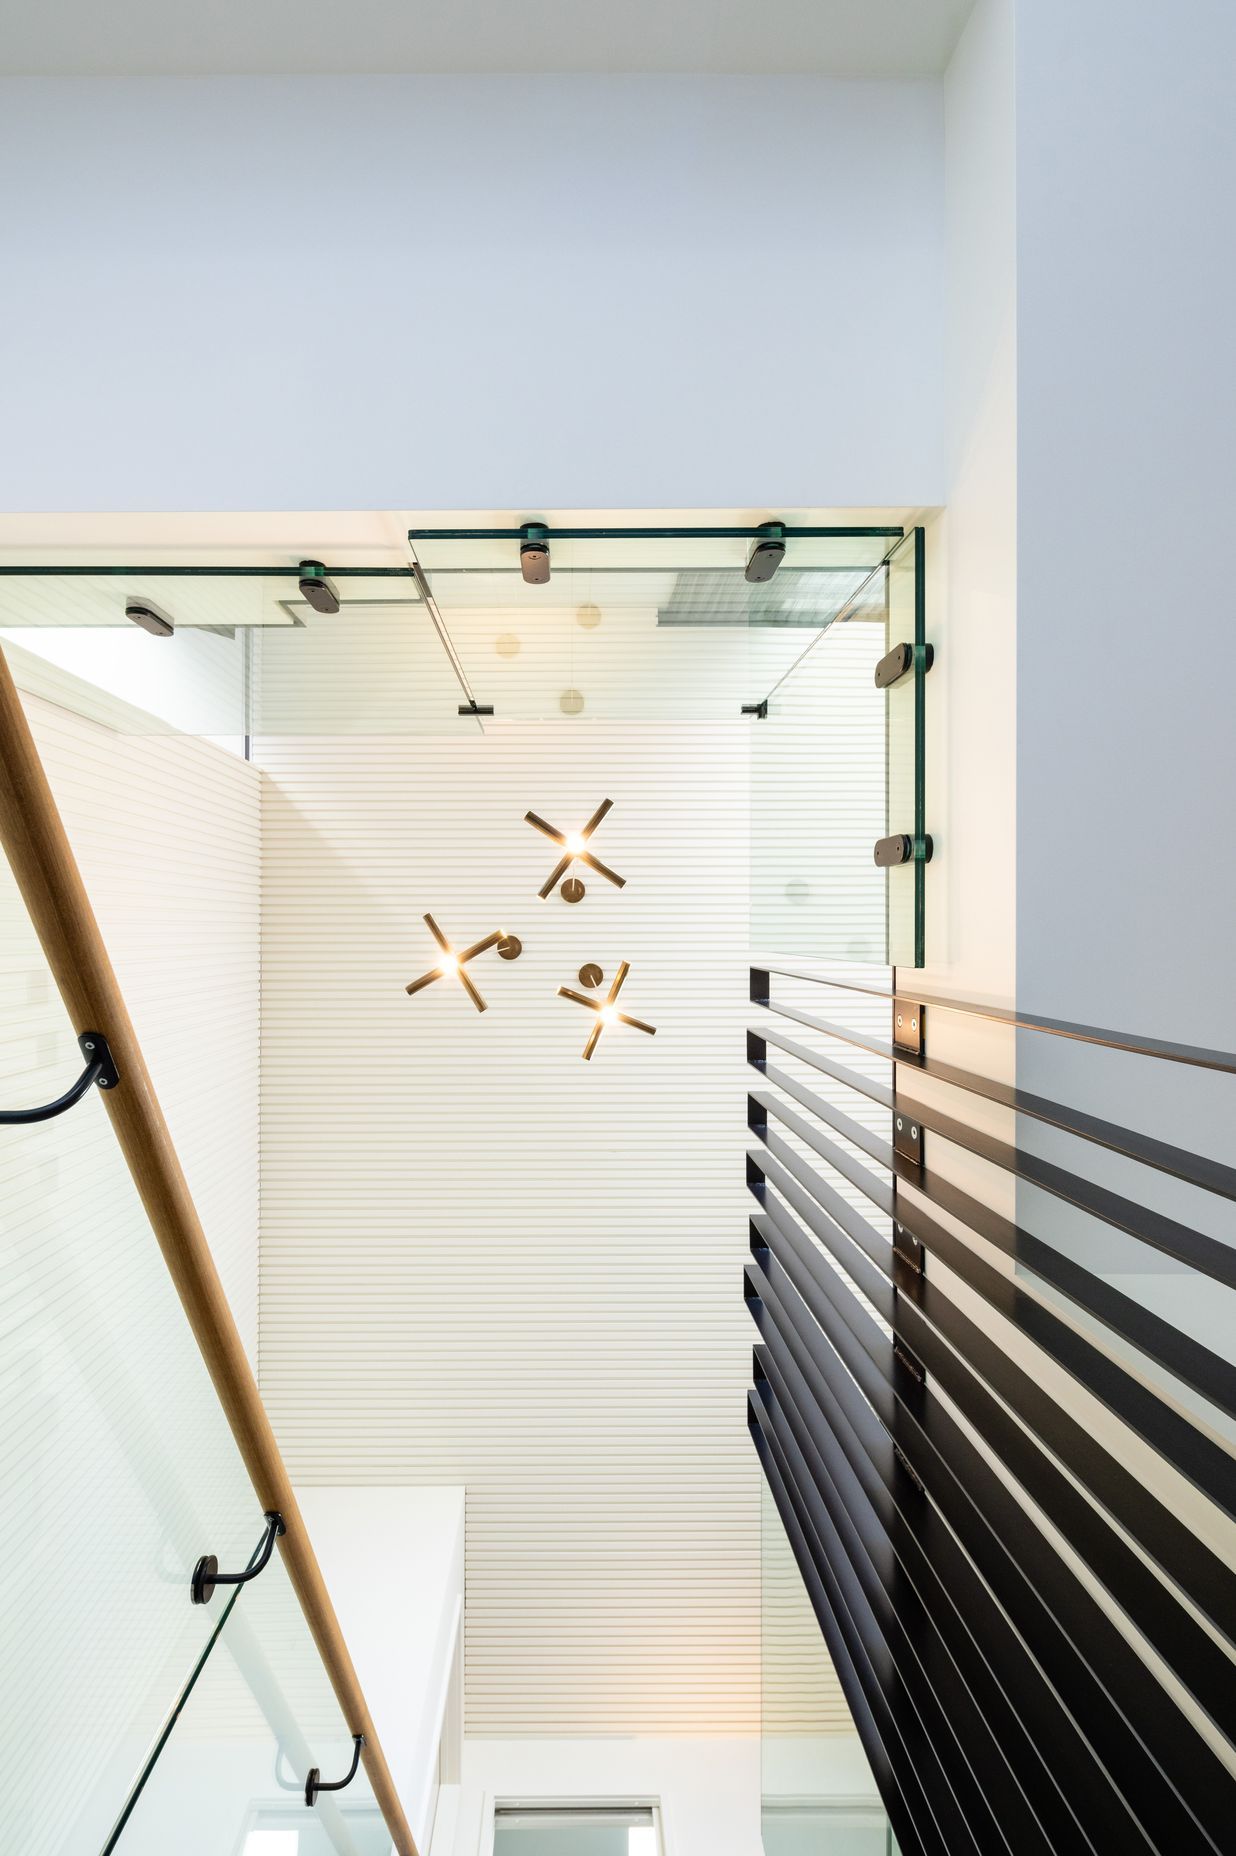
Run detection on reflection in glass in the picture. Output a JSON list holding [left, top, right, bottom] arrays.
[[0, 856, 266, 1856], [107, 1539, 387, 1855], [494, 1806, 659, 1856], [750, 620, 887, 965], [761, 1483, 897, 1856]]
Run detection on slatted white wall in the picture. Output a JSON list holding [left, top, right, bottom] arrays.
[[256, 722, 763, 1736], [22, 690, 262, 1353]]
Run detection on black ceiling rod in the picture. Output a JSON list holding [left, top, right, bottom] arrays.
[[407, 524, 905, 541]]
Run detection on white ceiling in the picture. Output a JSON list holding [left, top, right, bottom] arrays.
[[1, 0, 974, 77]]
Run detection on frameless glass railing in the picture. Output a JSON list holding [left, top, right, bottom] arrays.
[[0, 852, 265, 1856], [0, 529, 905, 740], [760, 1482, 898, 1856], [0, 530, 927, 976], [104, 1536, 389, 1856], [749, 529, 928, 973], [747, 956, 1236, 1853], [0, 641, 413, 1856]]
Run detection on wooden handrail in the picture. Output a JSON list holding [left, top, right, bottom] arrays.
[[0, 644, 418, 1856]]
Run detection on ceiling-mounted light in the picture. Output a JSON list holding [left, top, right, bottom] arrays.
[[125, 599, 175, 637], [525, 797, 625, 901], [298, 560, 340, 614], [745, 522, 787, 584], [519, 523, 551, 585], [404, 912, 520, 1013], [558, 960, 656, 1061]]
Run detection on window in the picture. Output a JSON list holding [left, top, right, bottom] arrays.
[[493, 1804, 660, 1856]]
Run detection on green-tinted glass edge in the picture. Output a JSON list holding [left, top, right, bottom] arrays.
[[99, 1582, 244, 1856]]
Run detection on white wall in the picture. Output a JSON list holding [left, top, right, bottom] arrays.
[[256, 721, 761, 1738], [297, 1485, 465, 1856], [25, 685, 263, 1347], [923, 0, 1016, 1007], [912, 0, 1236, 1789], [1009, 0, 1236, 1696], [1014, 0, 1236, 1047], [889, 0, 1020, 1404], [444, 1737, 762, 1856], [0, 75, 943, 513], [1008, 0, 1236, 1348]]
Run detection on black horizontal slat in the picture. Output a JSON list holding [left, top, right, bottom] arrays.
[[752, 1132, 1236, 1687], [753, 1341, 1090, 1853], [749, 1077, 1236, 1421], [757, 992, 899, 1064], [753, 1077, 1236, 1486], [753, 1076, 889, 1169], [744, 1208, 1236, 1852], [752, 1316, 1104, 1853], [896, 1086, 1236, 1292], [748, 1404, 930, 1856], [746, 1249, 1165, 1855], [756, 1114, 1236, 1573], [754, 1057, 1236, 1292], [751, 1015, 1236, 1202], [751, 1393, 960, 1856], [752, 965, 1236, 1073], [752, 1024, 896, 1109], [917, 1152, 1236, 1418], [751, 1370, 1020, 1856], [915, 1052, 1236, 1203]]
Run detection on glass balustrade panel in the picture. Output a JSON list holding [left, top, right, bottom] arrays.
[[0, 855, 267, 1856], [108, 1538, 389, 1856], [761, 1481, 899, 1856]]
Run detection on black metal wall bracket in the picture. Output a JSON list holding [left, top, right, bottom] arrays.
[[192, 1511, 285, 1605], [0, 1031, 119, 1124], [892, 1001, 924, 1057], [874, 834, 933, 869], [741, 700, 769, 718], [306, 1734, 364, 1808], [893, 1107, 923, 1171], [893, 1221, 925, 1277]]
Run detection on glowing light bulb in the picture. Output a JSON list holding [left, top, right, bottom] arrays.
[[599, 1004, 617, 1025], [566, 831, 585, 854], [441, 952, 459, 973]]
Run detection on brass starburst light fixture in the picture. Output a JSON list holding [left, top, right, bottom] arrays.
[[404, 913, 520, 1013], [558, 960, 656, 1061], [525, 797, 626, 902]]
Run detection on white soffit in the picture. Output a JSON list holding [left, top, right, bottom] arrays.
[[0, 0, 975, 78]]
